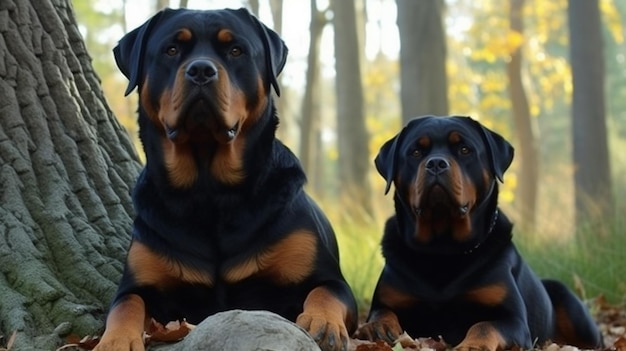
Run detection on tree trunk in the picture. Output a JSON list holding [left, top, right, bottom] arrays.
[[331, 0, 373, 220], [268, 0, 290, 143], [0, 0, 141, 349], [299, 0, 326, 195], [567, 0, 613, 225], [154, 0, 169, 11], [506, 0, 538, 232], [396, 0, 448, 122], [248, 0, 260, 17]]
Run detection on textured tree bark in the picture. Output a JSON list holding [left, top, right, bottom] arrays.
[[396, 0, 448, 122], [0, 0, 141, 349], [506, 0, 539, 232]]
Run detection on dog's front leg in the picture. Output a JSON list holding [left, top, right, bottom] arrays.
[[94, 294, 147, 351], [297, 286, 352, 351], [353, 308, 403, 344], [455, 318, 532, 351]]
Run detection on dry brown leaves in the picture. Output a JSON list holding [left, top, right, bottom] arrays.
[[2, 298, 622, 351], [55, 319, 195, 351]]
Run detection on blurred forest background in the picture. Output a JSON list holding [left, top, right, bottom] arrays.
[[73, 0, 626, 306]]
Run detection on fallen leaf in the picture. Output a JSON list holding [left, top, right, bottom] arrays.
[[355, 340, 393, 351], [145, 319, 195, 344], [57, 334, 100, 350]]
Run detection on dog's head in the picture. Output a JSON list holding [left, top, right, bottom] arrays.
[[114, 8, 287, 187], [376, 116, 514, 252]]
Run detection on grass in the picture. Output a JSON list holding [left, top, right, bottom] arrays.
[[514, 211, 626, 304], [335, 219, 385, 313]]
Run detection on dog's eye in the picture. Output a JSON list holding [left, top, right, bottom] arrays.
[[459, 145, 471, 155], [166, 46, 179, 56], [411, 149, 422, 158], [229, 46, 243, 57]]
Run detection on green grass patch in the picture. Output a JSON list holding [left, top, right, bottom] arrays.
[[515, 211, 626, 304], [335, 220, 384, 314]]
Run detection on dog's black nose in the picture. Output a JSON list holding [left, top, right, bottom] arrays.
[[425, 156, 450, 175], [185, 60, 218, 85]]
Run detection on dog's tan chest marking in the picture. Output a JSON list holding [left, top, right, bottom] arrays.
[[128, 241, 214, 287], [222, 230, 318, 284], [377, 283, 419, 309], [463, 283, 508, 306]]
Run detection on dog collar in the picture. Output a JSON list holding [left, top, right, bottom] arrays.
[[463, 208, 499, 255]]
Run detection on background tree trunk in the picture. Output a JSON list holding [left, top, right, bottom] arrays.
[[154, 0, 170, 11], [567, 0, 613, 226], [299, 0, 327, 195], [268, 0, 289, 143], [0, 0, 140, 349], [331, 0, 373, 220], [396, 0, 448, 123], [506, 0, 538, 232], [247, 0, 260, 17]]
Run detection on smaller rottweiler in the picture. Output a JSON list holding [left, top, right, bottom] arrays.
[[355, 116, 602, 351], [94, 8, 356, 351]]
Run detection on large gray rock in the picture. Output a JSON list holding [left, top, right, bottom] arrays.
[[153, 310, 321, 351]]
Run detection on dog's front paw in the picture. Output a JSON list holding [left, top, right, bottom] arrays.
[[353, 309, 402, 345], [296, 312, 349, 351], [93, 333, 145, 351], [454, 322, 505, 351]]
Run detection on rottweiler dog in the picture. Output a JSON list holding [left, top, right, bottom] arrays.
[[94, 8, 357, 351], [355, 116, 602, 351]]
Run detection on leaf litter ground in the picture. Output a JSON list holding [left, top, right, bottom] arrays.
[[0, 296, 624, 351]]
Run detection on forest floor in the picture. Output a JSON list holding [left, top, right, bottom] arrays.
[[1, 296, 624, 351], [350, 296, 626, 351]]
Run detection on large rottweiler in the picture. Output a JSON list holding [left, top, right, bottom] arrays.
[[355, 116, 602, 350], [95, 8, 357, 351]]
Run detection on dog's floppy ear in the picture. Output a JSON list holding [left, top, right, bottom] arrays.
[[467, 117, 514, 182], [375, 134, 401, 195], [236, 8, 288, 96], [113, 9, 171, 96], [376, 117, 432, 194]]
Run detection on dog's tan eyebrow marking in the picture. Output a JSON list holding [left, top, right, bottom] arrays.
[[417, 135, 430, 148], [177, 28, 193, 41], [217, 28, 233, 43], [448, 131, 462, 144]]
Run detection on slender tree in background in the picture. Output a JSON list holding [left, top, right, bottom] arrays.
[[268, 0, 291, 144], [396, 0, 448, 123], [269, 0, 284, 35], [299, 0, 328, 194], [506, 0, 538, 232], [155, 0, 169, 11], [0, 0, 140, 349], [567, 0, 613, 226], [248, 0, 260, 16], [331, 0, 373, 219]]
